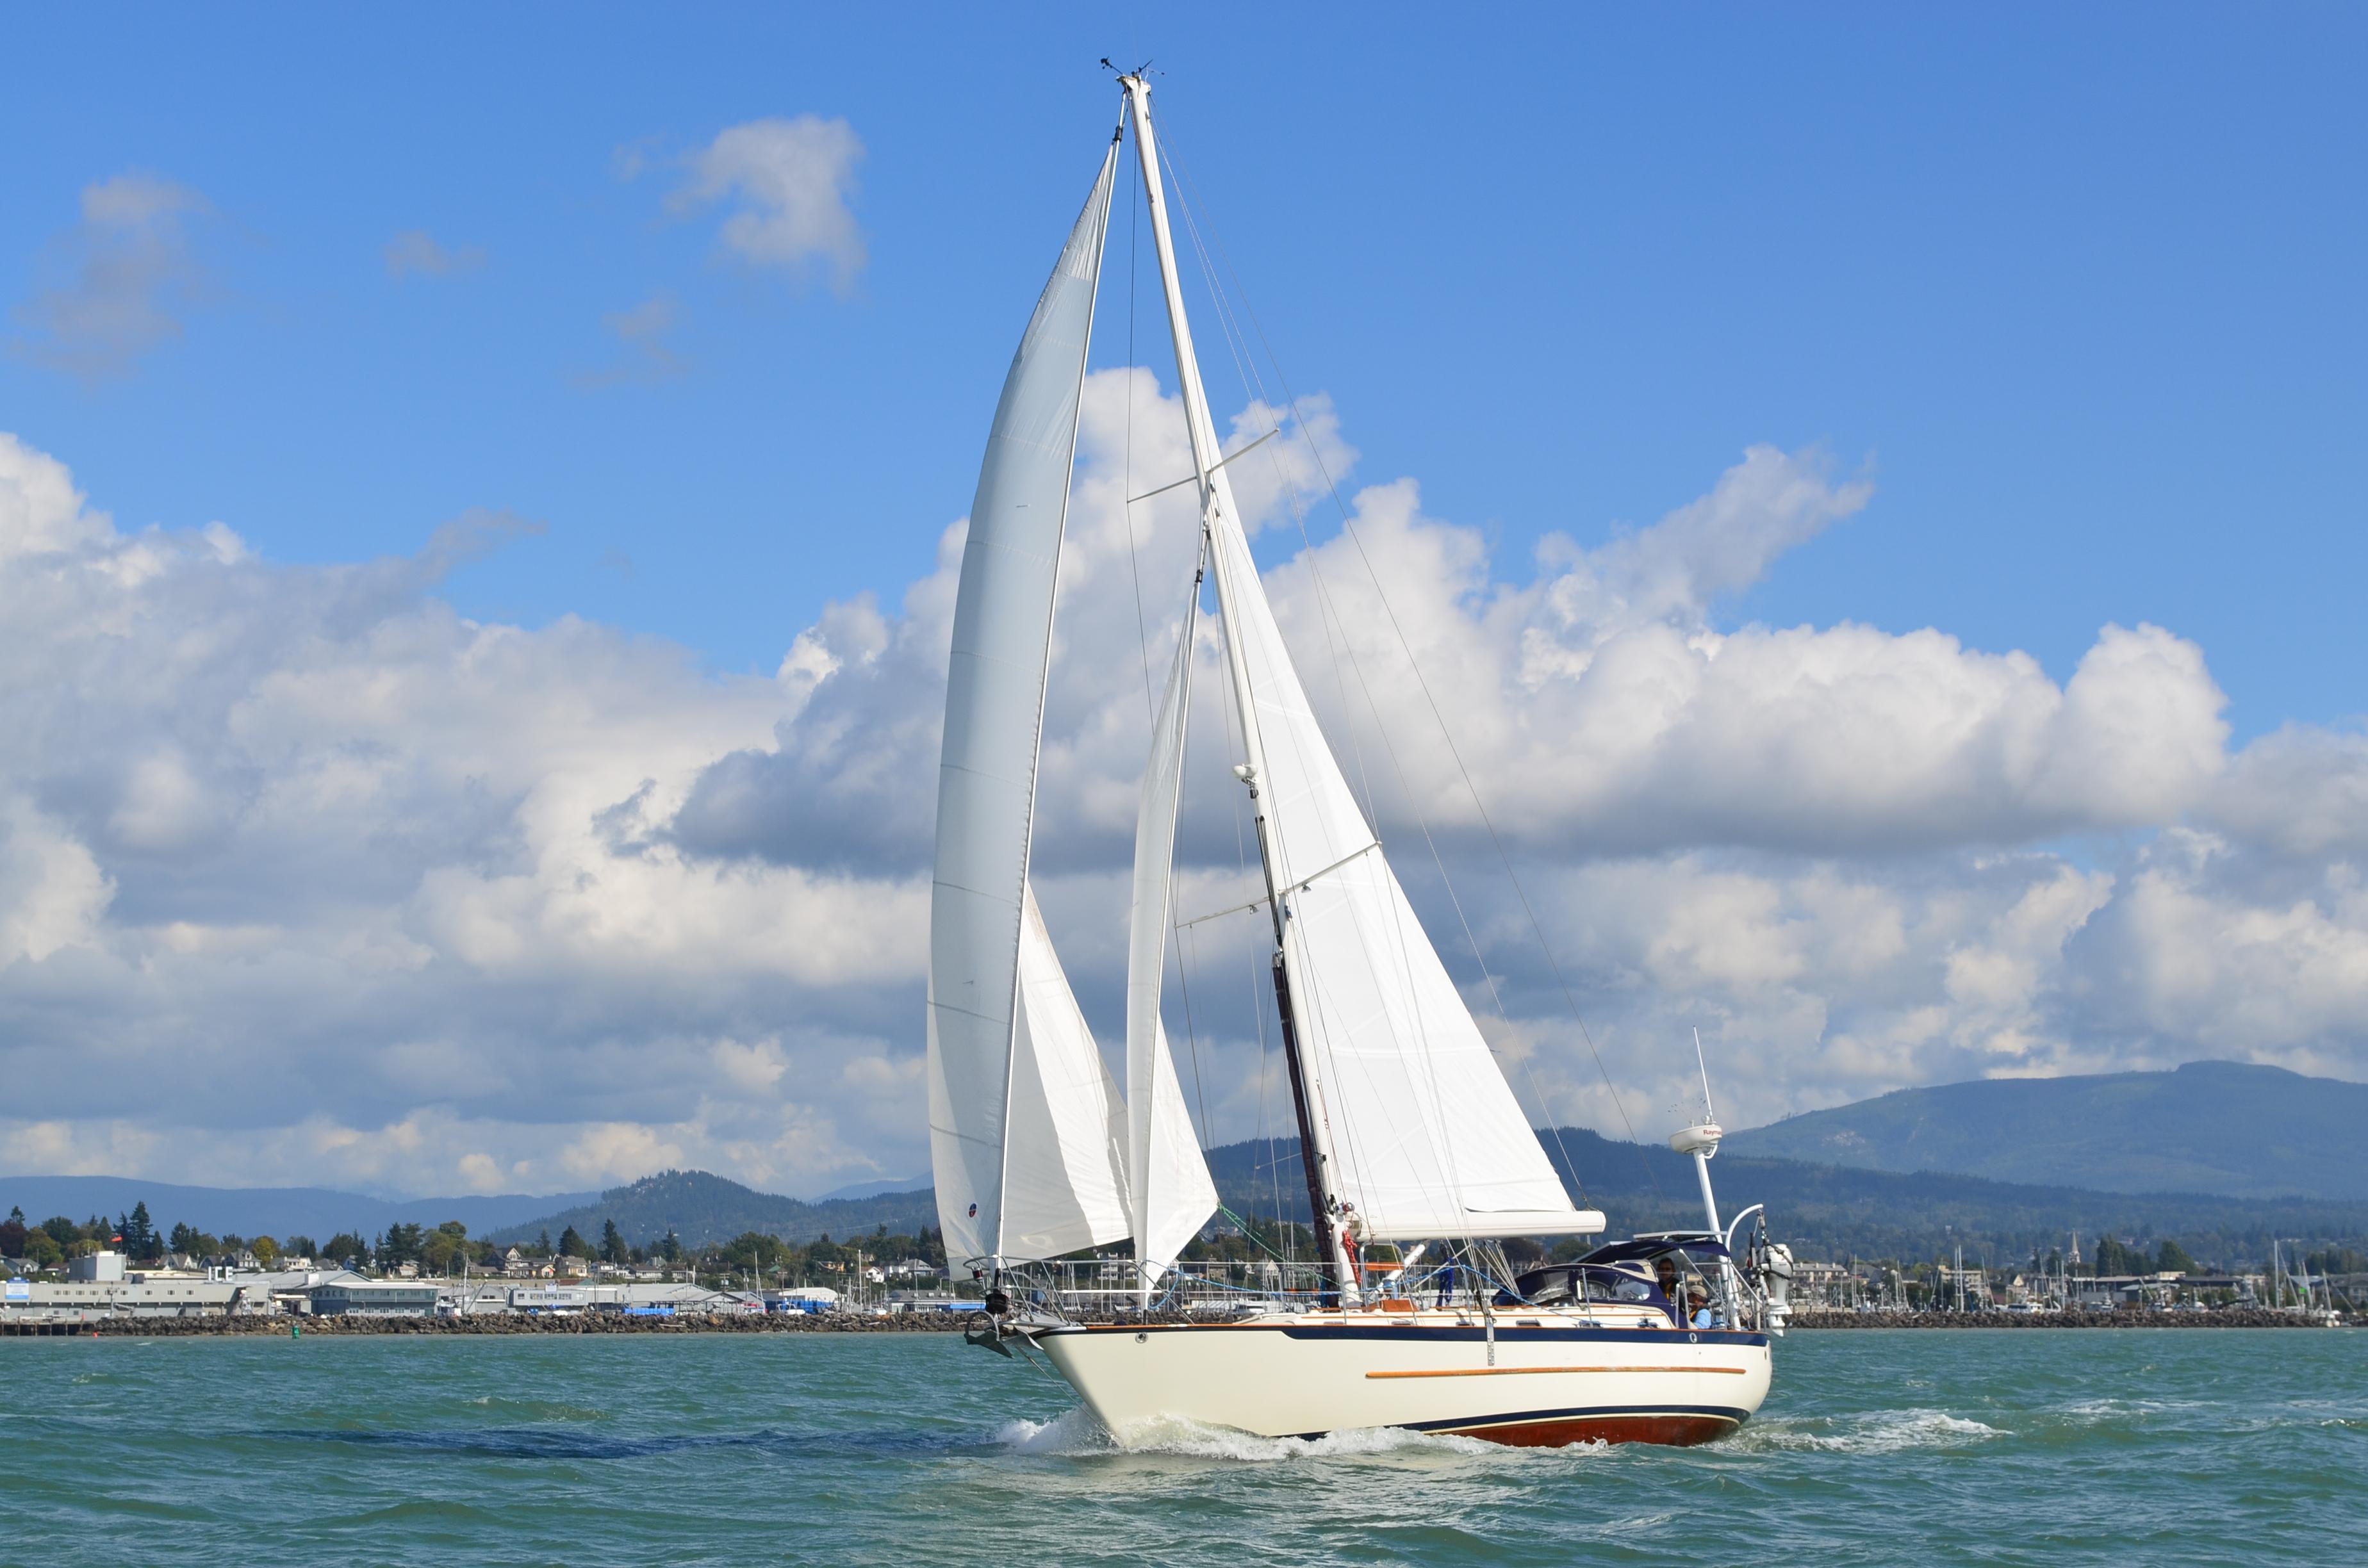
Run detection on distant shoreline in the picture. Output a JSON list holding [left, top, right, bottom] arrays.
[[8, 1305, 2347, 1339], [7, 1314, 962, 1339], [1788, 1308, 2340, 1329]]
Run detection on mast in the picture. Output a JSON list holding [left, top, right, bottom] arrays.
[[1118, 73, 1349, 1301]]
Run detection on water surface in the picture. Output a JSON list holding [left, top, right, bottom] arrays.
[[4, 1328, 2360, 1565]]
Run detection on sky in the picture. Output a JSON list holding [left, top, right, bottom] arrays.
[[3, 6, 2364, 1200]]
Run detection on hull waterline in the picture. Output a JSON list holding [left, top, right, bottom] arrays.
[[1035, 1311, 1771, 1449]]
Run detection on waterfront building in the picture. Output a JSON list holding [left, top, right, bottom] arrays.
[[308, 1278, 440, 1316]]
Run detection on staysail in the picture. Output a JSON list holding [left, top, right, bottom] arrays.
[[927, 145, 1120, 1266], [1002, 887, 1132, 1258], [1126, 585, 1221, 1291]]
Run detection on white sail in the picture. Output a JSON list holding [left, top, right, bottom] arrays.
[[1126, 593, 1221, 1290], [1122, 78, 1593, 1249], [1205, 503, 1593, 1241], [1003, 887, 1133, 1259], [927, 146, 1119, 1265]]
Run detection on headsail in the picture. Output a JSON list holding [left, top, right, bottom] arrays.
[[1126, 585, 1221, 1293], [927, 145, 1119, 1266], [1003, 886, 1132, 1259]]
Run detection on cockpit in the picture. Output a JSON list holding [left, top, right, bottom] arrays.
[[1502, 1236, 1738, 1328]]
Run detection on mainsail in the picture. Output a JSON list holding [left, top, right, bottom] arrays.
[[1202, 506, 1589, 1241], [1122, 78, 1597, 1258], [926, 145, 1121, 1265]]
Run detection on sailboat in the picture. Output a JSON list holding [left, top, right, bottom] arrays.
[[926, 71, 1789, 1448]]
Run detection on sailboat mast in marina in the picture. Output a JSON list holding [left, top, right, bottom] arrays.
[[925, 72, 1795, 1448]]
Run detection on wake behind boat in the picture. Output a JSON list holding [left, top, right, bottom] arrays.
[[925, 70, 1794, 1448]]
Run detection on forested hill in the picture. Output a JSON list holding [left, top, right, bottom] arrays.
[[489, 1129, 2368, 1270], [486, 1169, 937, 1250], [1720, 1060, 2368, 1200], [1201, 1127, 2368, 1270]]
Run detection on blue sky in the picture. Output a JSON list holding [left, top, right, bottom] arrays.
[[5, 8, 2367, 1199], [6, 6, 2361, 733]]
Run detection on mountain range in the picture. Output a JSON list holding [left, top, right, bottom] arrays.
[[1206, 1124, 2368, 1268], [0, 1176, 600, 1245], [1722, 1060, 2367, 1200], [11, 1060, 2363, 1267], [480, 1169, 937, 1249]]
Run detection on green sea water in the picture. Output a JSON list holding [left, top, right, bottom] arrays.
[[3, 1328, 2361, 1565]]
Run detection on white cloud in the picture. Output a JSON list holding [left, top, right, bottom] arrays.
[[0, 797, 115, 966], [561, 1122, 687, 1186], [1, 432, 115, 561], [11, 173, 210, 379], [670, 116, 866, 288], [384, 229, 485, 278], [2, 381, 2365, 1201]]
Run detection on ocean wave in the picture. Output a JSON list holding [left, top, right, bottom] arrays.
[[1736, 1409, 2003, 1455], [999, 1407, 1501, 1462], [463, 1395, 609, 1422]]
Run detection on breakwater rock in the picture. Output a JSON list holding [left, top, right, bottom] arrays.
[[1789, 1308, 2339, 1329], [85, 1312, 960, 1337]]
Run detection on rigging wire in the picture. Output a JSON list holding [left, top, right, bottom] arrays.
[[1156, 122, 1517, 1221], [1152, 117, 1660, 1201], [1119, 127, 1158, 731], [1213, 605, 1292, 1257], [1155, 134, 1409, 1246], [1117, 115, 1222, 1166], [1160, 156, 1493, 1245]]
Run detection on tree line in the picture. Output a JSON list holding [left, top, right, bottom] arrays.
[[1, 1200, 955, 1292]]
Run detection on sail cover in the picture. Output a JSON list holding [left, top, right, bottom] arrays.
[[1203, 483, 1595, 1243], [927, 146, 1119, 1265], [1126, 591, 1221, 1284]]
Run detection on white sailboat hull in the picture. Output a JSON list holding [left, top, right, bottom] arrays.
[[1035, 1309, 1772, 1448]]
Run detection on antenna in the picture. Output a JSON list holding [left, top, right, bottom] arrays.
[[1691, 1027, 1716, 1125]]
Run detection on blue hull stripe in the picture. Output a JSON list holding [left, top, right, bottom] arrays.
[[1044, 1322, 1767, 1349], [1274, 1325, 1768, 1348]]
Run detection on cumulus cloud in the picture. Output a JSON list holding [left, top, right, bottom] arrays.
[[3, 379, 2364, 1200], [12, 173, 210, 379], [384, 229, 485, 278], [0, 429, 915, 1197], [655, 369, 2368, 1141], [669, 116, 866, 288]]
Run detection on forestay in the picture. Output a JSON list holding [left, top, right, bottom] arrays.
[[926, 146, 1119, 1265]]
